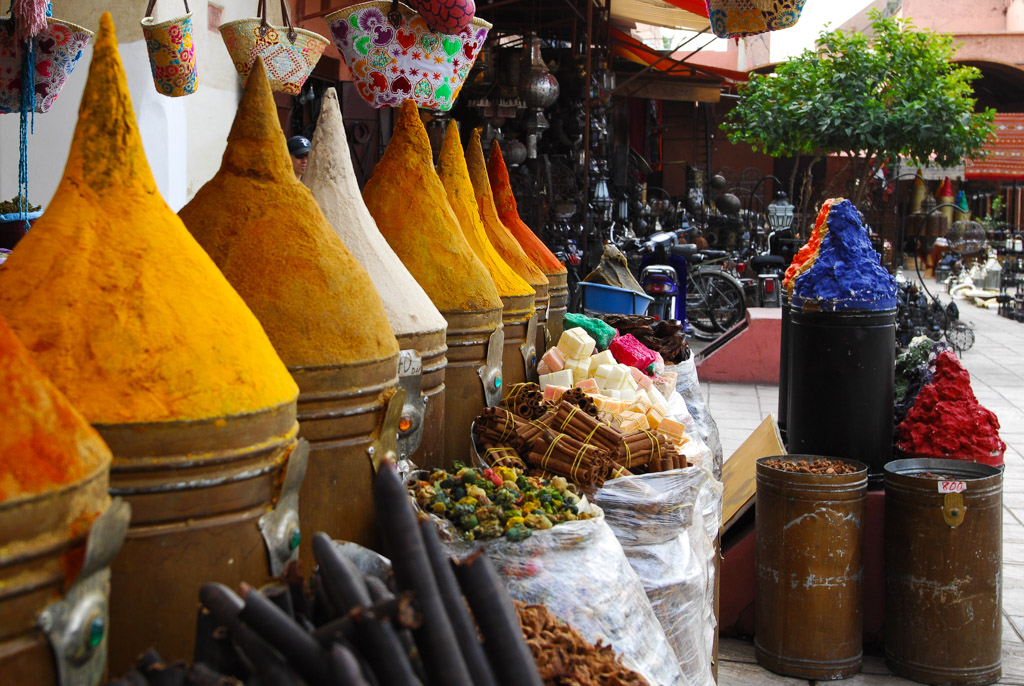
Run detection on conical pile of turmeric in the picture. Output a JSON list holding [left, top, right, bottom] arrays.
[[465, 130, 550, 296], [363, 100, 502, 314], [302, 88, 446, 341], [436, 121, 534, 302], [179, 61, 399, 368], [488, 142, 566, 276], [0, 313, 111, 503], [0, 13, 298, 425]]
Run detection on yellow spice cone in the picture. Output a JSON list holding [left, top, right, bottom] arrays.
[[0, 13, 297, 424], [465, 131, 550, 290], [179, 59, 398, 368], [436, 122, 534, 299], [363, 100, 502, 314]]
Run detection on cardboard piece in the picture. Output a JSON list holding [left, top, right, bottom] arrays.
[[721, 413, 785, 534]]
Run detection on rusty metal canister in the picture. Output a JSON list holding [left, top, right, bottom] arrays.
[[884, 458, 1003, 686], [501, 293, 539, 388], [395, 328, 448, 471], [545, 271, 570, 346], [755, 455, 868, 679], [442, 308, 504, 467], [101, 402, 303, 672]]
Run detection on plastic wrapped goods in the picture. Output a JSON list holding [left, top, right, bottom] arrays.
[[428, 496, 687, 686], [597, 468, 723, 686], [668, 357, 723, 479]]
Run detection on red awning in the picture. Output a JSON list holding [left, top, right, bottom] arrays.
[[664, 0, 710, 16], [610, 27, 747, 83], [965, 114, 1024, 180]]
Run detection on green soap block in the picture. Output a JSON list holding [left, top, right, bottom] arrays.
[[563, 312, 617, 350]]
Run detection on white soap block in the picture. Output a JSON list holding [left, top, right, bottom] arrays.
[[647, 386, 669, 409], [564, 357, 590, 384], [619, 387, 636, 403], [588, 350, 616, 374], [539, 369, 573, 391], [557, 328, 596, 360]]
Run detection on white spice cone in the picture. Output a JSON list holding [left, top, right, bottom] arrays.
[[304, 89, 446, 338]]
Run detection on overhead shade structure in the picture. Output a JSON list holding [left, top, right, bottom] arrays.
[[609, 27, 730, 102], [965, 114, 1024, 180], [610, 0, 710, 31], [611, 27, 748, 83]]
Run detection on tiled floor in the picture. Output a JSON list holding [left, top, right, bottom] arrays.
[[704, 299, 1024, 685]]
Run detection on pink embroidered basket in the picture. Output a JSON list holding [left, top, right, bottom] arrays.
[[0, 17, 93, 113], [326, 1, 491, 111]]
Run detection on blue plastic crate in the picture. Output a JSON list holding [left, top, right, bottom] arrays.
[[579, 282, 654, 315]]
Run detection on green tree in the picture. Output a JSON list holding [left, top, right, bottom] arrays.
[[723, 11, 996, 206]]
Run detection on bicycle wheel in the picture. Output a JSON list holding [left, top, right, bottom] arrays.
[[687, 270, 746, 338]]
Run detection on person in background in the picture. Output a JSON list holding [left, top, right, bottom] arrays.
[[287, 135, 311, 179]]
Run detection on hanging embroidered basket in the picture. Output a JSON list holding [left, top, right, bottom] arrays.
[[326, 0, 491, 111], [219, 0, 328, 95], [706, 0, 806, 38], [0, 17, 93, 113], [141, 0, 198, 97]]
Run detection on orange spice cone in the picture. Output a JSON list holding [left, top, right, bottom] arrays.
[[784, 198, 837, 296]]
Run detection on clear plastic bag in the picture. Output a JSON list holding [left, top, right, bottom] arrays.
[[433, 503, 688, 686], [596, 467, 723, 686], [668, 357, 723, 479]]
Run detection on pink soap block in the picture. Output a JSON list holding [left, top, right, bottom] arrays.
[[541, 347, 566, 373], [543, 385, 569, 402], [609, 334, 658, 371], [537, 359, 551, 375], [629, 366, 653, 390], [575, 378, 600, 393]]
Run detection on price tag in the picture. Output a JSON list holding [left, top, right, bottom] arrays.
[[397, 350, 422, 377], [938, 481, 967, 494]]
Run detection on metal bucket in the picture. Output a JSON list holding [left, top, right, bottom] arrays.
[[755, 455, 868, 680], [292, 355, 398, 559], [777, 294, 790, 442], [533, 281, 550, 358], [100, 401, 301, 672], [787, 307, 896, 485], [395, 328, 448, 471], [0, 466, 109, 684], [501, 293, 538, 388], [546, 271, 569, 345], [884, 458, 1002, 686], [440, 308, 503, 468]]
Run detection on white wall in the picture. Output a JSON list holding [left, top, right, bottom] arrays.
[[0, 0, 288, 211]]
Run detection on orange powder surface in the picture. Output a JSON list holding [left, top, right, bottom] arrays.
[[436, 122, 533, 299], [363, 100, 502, 313], [487, 142, 566, 275], [179, 60, 398, 369], [465, 131, 550, 290], [784, 198, 836, 293], [0, 314, 111, 503], [0, 14, 298, 424]]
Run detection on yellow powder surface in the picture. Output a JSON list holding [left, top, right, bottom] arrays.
[[0, 314, 111, 503], [487, 142, 566, 275], [0, 13, 298, 424], [465, 131, 550, 290], [436, 122, 533, 299], [180, 60, 398, 369], [363, 100, 502, 313]]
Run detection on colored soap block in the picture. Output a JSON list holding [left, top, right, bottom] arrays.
[[630, 366, 654, 390], [539, 369, 573, 390], [592, 394, 626, 413], [557, 327, 596, 361], [564, 357, 590, 384], [543, 384, 569, 402], [575, 378, 600, 393], [653, 372, 676, 398], [563, 312, 617, 350], [541, 346, 566, 372], [646, 405, 666, 429], [656, 417, 686, 442], [537, 359, 551, 376], [609, 334, 658, 371], [630, 392, 652, 414], [589, 349, 616, 375]]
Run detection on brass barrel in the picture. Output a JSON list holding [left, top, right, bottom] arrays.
[[546, 271, 569, 345], [396, 328, 448, 471], [501, 292, 537, 389], [0, 467, 108, 685], [884, 458, 1002, 686], [755, 455, 868, 680], [533, 281, 551, 358], [100, 401, 299, 672], [441, 308, 503, 468], [292, 355, 398, 560]]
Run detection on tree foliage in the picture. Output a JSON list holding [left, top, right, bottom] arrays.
[[723, 11, 996, 205]]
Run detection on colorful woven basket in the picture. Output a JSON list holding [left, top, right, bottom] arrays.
[[706, 0, 806, 38], [220, 0, 328, 95], [327, 1, 491, 111], [0, 17, 93, 113], [142, 0, 198, 97]]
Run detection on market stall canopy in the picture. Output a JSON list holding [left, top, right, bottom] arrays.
[[610, 0, 710, 31], [610, 27, 733, 102], [966, 113, 1024, 180]]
